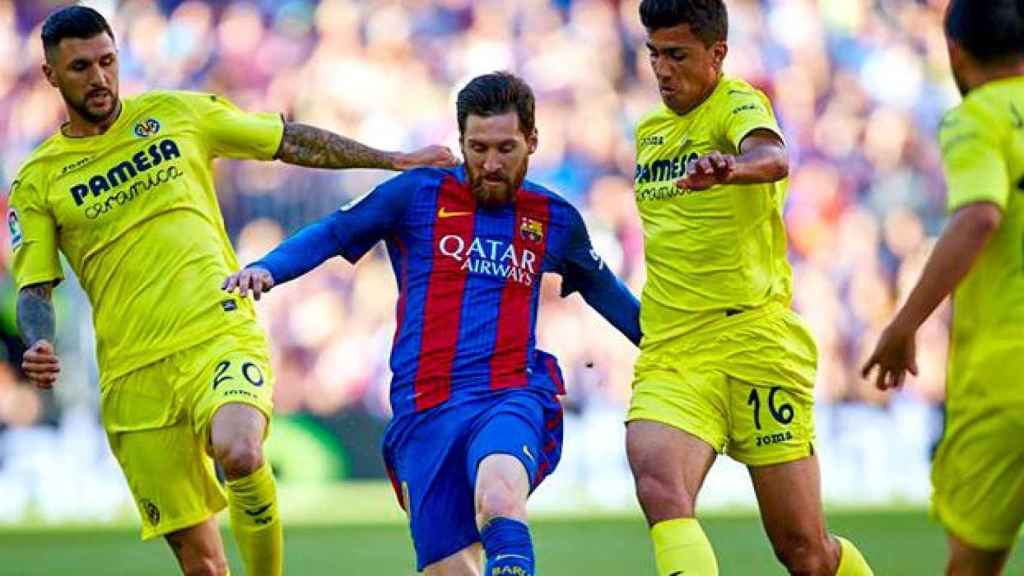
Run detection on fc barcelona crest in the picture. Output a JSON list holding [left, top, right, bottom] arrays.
[[520, 217, 544, 243]]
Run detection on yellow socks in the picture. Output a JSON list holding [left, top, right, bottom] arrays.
[[835, 536, 874, 576], [651, 518, 719, 576], [226, 463, 282, 576]]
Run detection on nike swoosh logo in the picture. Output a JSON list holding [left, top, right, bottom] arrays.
[[438, 207, 472, 218], [522, 445, 535, 463], [245, 503, 272, 516]]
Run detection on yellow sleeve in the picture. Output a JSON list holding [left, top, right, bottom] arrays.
[[939, 106, 1009, 213], [8, 175, 63, 290], [720, 87, 783, 153], [179, 92, 285, 160]]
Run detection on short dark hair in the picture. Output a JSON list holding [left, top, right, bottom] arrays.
[[945, 0, 1024, 63], [41, 5, 115, 61], [639, 0, 728, 46], [456, 72, 536, 137]]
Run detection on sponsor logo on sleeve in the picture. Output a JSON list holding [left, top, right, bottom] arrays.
[[139, 498, 161, 526], [8, 208, 22, 250]]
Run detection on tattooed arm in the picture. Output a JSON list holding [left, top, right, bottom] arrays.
[[17, 283, 60, 389], [275, 122, 456, 171]]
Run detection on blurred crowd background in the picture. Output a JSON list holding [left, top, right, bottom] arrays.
[[0, 0, 958, 523]]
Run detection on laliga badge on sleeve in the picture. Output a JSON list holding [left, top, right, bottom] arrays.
[[8, 208, 22, 250]]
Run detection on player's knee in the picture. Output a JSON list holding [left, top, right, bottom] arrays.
[[634, 472, 695, 518], [477, 482, 526, 523], [212, 435, 264, 479], [771, 534, 833, 576]]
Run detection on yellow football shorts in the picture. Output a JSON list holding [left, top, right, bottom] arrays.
[[629, 302, 817, 467], [931, 348, 1024, 551], [100, 329, 274, 540]]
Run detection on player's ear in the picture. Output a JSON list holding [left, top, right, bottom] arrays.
[[41, 62, 58, 88], [711, 41, 728, 70], [527, 129, 538, 154]]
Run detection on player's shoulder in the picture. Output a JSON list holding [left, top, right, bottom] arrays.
[[947, 78, 1024, 137], [134, 89, 211, 105], [125, 89, 190, 110], [520, 179, 582, 223], [384, 165, 454, 190], [521, 178, 568, 204], [132, 90, 230, 119], [938, 95, 1002, 152], [717, 76, 762, 98], [713, 76, 771, 111], [11, 134, 66, 193]]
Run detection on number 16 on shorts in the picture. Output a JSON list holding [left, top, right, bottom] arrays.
[[747, 386, 795, 448]]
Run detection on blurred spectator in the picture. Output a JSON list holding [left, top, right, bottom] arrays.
[[0, 0, 958, 519]]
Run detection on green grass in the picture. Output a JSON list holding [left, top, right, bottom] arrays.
[[1, 509, 1021, 575]]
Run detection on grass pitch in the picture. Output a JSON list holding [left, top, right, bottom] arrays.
[[2, 508, 1021, 575]]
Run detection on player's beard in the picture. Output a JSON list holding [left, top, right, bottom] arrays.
[[63, 85, 119, 125], [468, 160, 529, 206]]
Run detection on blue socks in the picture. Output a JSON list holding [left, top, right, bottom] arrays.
[[481, 517, 535, 576]]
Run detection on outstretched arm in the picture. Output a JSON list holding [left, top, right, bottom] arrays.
[[223, 214, 344, 300], [861, 202, 1001, 390], [224, 171, 419, 299], [561, 210, 642, 345], [275, 122, 456, 171], [573, 266, 642, 346], [17, 282, 60, 389]]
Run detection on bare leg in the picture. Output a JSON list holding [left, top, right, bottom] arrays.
[[946, 533, 1010, 576], [749, 455, 839, 576], [626, 420, 717, 524], [424, 544, 484, 576], [165, 516, 229, 576]]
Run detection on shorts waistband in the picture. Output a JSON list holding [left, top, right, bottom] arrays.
[[641, 301, 787, 351]]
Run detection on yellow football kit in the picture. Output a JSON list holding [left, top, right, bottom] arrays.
[[9, 90, 281, 539], [629, 76, 816, 466], [931, 76, 1024, 551]]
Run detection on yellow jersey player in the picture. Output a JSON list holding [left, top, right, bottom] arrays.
[[863, 1, 1024, 574], [626, 2, 874, 575], [10, 6, 454, 576]]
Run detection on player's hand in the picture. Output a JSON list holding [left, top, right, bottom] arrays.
[[222, 266, 276, 301], [22, 340, 60, 390], [676, 152, 736, 191], [393, 145, 458, 171], [860, 322, 919, 391]]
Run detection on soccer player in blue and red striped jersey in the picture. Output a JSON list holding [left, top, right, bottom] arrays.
[[223, 72, 641, 575]]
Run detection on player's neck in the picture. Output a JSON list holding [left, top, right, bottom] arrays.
[[967, 61, 1024, 94], [62, 99, 123, 138]]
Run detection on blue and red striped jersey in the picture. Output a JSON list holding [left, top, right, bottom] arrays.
[[255, 165, 640, 417]]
